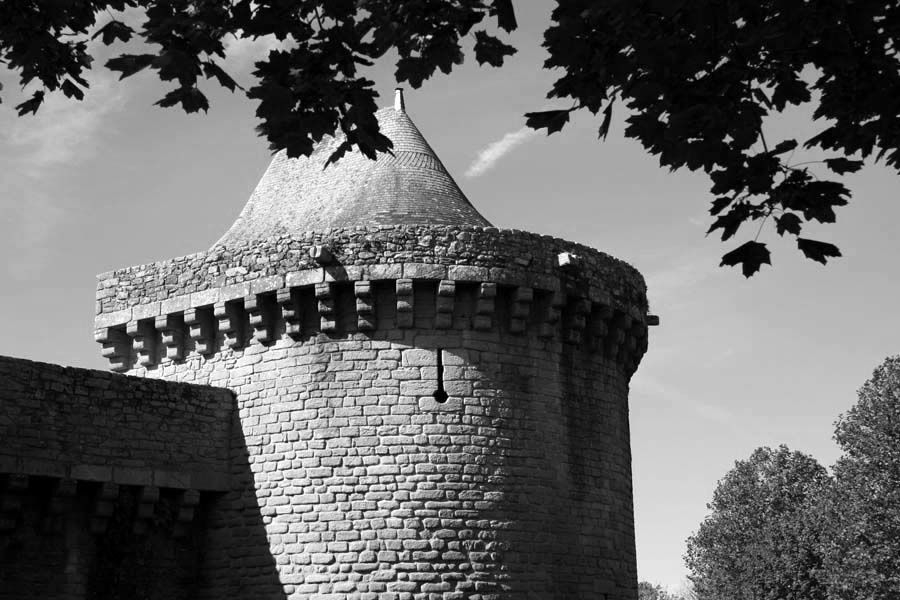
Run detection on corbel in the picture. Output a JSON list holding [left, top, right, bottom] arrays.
[[48, 478, 77, 515], [564, 298, 592, 345], [539, 290, 566, 338], [355, 281, 376, 331], [127, 319, 156, 368], [396, 279, 414, 329], [474, 282, 497, 331], [173, 489, 201, 538], [95, 326, 131, 372], [316, 282, 337, 333], [1, 474, 29, 512], [245, 293, 276, 344], [155, 313, 185, 362], [133, 486, 160, 535], [278, 288, 302, 338], [90, 482, 119, 535], [509, 286, 533, 334], [44, 478, 77, 534], [214, 300, 244, 350], [587, 304, 613, 352], [604, 312, 632, 359], [435, 280, 456, 329], [184, 305, 215, 355]]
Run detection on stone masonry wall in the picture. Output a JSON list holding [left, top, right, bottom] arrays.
[[95, 226, 648, 318], [0, 355, 238, 600], [119, 273, 643, 599], [0, 355, 233, 491], [94, 226, 648, 599], [132, 329, 636, 600]]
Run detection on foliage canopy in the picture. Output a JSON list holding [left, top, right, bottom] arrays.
[[2, 1, 898, 275], [685, 446, 829, 600], [687, 356, 900, 600]]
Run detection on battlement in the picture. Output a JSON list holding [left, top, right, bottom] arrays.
[[96, 271, 650, 377], [95, 226, 651, 376], [96, 226, 648, 314]]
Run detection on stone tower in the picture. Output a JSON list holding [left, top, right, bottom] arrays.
[[94, 90, 651, 599]]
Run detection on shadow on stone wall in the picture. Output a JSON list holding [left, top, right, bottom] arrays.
[[0, 400, 286, 600], [196, 406, 287, 599]]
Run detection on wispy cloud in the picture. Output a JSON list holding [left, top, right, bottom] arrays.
[[2, 70, 125, 175], [0, 58, 128, 278], [465, 126, 538, 178]]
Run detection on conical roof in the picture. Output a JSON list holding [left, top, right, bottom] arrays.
[[215, 90, 491, 247]]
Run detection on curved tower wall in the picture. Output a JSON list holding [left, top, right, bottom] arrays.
[[95, 226, 649, 600]]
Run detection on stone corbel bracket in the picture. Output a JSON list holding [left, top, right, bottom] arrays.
[[95, 263, 655, 375]]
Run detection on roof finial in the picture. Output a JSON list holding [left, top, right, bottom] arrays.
[[394, 87, 405, 113]]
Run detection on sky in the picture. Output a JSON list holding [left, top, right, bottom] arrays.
[[1, 3, 898, 593]]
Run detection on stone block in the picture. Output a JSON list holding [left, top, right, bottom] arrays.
[[219, 282, 252, 302], [132, 301, 161, 321], [71, 464, 112, 482], [324, 265, 363, 282], [417, 395, 462, 413], [94, 308, 132, 328], [112, 467, 153, 486], [402, 263, 447, 280], [448, 265, 489, 281], [364, 263, 402, 280], [160, 294, 192, 315], [401, 349, 435, 367], [399, 381, 434, 396], [251, 275, 283, 294], [154, 469, 192, 489], [286, 268, 324, 287], [21, 458, 65, 478], [190, 288, 220, 307]]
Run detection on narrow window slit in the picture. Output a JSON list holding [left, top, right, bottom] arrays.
[[432, 348, 448, 403]]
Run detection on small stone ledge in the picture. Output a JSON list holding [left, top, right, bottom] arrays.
[[0, 456, 229, 492]]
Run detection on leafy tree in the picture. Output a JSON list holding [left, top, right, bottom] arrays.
[[818, 356, 900, 599], [639, 581, 688, 600], [684, 445, 829, 600], [2, 2, 898, 275]]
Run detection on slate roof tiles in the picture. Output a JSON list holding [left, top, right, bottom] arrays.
[[216, 97, 491, 247]]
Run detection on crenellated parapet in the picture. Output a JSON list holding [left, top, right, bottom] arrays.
[[95, 227, 656, 378], [95, 261, 653, 376], [95, 226, 649, 315]]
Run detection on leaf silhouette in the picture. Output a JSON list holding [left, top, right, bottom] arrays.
[[797, 238, 842, 265], [720, 241, 771, 277], [524, 109, 571, 135], [15, 91, 44, 116], [775, 213, 802, 236]]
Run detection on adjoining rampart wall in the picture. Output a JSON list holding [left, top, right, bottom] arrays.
[[0, 355, 233, 490], [0, 355, 244, 600]]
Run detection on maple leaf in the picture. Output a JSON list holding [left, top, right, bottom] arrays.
[[720, 241, 771, 278], [797, 238, 842, 265]]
